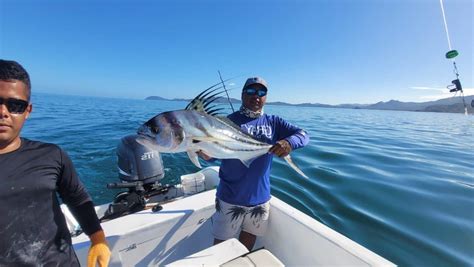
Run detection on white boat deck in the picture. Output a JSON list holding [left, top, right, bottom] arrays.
[[73, 189, 217, 266], [167, 238, 250, 266], [71, 167, 395, 266]]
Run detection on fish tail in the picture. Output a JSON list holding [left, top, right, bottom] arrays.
[[283, 155, 309, 179]]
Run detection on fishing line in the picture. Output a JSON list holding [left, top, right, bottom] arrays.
[[439, 0, 453, 51], [218, 70, 235, 112]]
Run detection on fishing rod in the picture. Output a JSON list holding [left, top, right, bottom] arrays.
[[218, 70, 235, 112], [439, 0, 468, 115]]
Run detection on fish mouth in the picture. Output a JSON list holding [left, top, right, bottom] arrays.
[[136, 125, 164, 150]]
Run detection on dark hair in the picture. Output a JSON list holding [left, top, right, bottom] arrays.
[[0, 59, 31, 100]]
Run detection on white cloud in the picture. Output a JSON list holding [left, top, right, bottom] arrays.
[[417, 87, 474, 101], [419, 93, 452, 100], [410, 86, 445, 92], [455, 88, 474, 97]]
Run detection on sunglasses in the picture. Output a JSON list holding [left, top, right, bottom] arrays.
[[243, 87, 267, 97], [0, 97, 29, 114]]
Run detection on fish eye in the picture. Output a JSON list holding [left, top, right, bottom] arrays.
[[152, 127, 160, 134]]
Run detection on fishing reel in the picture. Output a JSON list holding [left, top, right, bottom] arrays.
[[447, 79, 463, 93]]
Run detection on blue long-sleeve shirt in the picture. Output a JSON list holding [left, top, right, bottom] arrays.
[[217, 112, 309, 206]]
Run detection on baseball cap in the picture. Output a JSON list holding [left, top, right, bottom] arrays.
[[243, 77, 268, 90]]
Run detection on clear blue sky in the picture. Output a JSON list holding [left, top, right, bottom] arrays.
[[1, 0, 472, 105]]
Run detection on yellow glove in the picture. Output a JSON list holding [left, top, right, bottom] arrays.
[[87, 230, 111, 267]]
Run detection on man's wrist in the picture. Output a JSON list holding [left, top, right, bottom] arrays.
[[90, 230, 107, 245], [283, 139, 293, 150]]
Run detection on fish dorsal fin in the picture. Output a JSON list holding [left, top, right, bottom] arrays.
[[185, 79, 233, 116]]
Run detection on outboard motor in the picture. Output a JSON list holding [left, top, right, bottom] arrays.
[[117, 134, 164, 187], [102, 135, 167, 221]]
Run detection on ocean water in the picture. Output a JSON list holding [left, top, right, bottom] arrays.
[[21, 93, 473, 266]]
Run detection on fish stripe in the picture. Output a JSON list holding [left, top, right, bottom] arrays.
[[211, 139, 269, 152]]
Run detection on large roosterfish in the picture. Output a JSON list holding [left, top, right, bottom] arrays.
[[137, 83, 308, 178]]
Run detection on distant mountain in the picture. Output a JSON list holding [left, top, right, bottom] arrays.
[[335, 103, 370, 109], [266, 101, 294, 106], [366, 100, 426, 111], [270, 102, 334, 108], [423, 102, 473, 113], [171, 98, 191, 102], [145, 95, 474, 114], [365, 96, 474, 113], [295, 103, 336, 108], [145, 96, 169, 101], [212, 97, 241, 104]]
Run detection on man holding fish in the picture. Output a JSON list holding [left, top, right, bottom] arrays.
[[198, 77, 310, 250], [138, 76, 309, 251]]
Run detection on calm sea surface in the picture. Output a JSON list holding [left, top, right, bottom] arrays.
[[22, 93, 473, 266]]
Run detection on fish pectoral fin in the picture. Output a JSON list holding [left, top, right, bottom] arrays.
[[283, 155, 309, 179], [187, 150, 202, 168]]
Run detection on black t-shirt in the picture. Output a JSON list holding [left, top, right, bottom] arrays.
[[0, 138, 96, 267]]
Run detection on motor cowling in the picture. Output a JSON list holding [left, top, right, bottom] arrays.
[[116, 134, 164, 185]]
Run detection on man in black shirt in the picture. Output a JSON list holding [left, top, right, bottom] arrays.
[[0, 59, 111, 266]]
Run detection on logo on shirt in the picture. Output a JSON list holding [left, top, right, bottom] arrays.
[[242, 125, 273, 139]]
